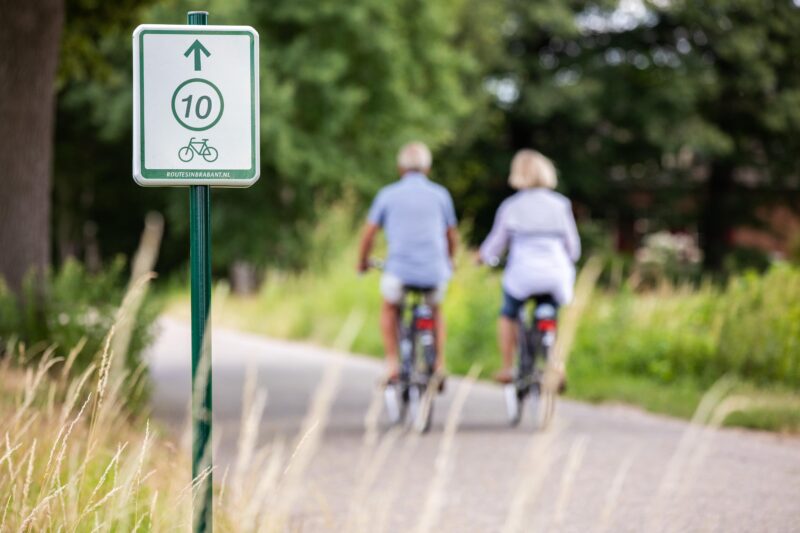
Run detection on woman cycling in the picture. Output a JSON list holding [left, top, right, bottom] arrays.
[[478, 149, 581, 384]]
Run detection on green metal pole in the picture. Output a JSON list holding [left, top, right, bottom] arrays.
[[188, 10, 212, 533]]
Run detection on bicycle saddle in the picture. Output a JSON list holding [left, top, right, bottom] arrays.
[[403, 284, 436, 293], [526, 293, 557, 305]]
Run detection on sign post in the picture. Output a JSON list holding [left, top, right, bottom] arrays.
[[132, 11, 260, 531], [187, 13, 212, 532]]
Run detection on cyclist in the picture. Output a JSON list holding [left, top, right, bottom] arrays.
[[357, 142, 458, 382], [478, 149, 581, 384]]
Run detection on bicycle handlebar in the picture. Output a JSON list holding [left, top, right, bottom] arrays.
[[486, 256, 501, 268]]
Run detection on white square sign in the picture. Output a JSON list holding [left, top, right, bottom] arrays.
[[132, 24, 260, 187]]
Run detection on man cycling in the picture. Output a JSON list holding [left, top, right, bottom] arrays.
[[357, 142, 458, 382], [478, 149, 581, 384]]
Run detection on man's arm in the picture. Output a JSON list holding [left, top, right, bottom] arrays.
[[442, 189, 458, 262], [446, 226, 458, 261], [357, 223, 380, 273]]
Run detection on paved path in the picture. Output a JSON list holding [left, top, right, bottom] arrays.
[[148, 319, 800, 532]]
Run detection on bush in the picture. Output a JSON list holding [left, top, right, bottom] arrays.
[[715, 266, 800, 386], [0, 257, 161, 377], [571, 263, 800, 388]]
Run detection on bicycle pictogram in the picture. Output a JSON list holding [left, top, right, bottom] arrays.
[[178, 137, 219, 163]]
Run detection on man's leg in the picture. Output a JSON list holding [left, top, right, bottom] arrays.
[[379, 273, 404, 379], [380, 300, 400, 377]]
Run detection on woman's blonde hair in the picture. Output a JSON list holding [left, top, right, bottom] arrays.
[[508, 149, 558, 190]]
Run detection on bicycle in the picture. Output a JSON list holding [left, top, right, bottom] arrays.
[[178, 137, 219, 163], [368, 259, 441, 433], [504, 293, 559, 429]]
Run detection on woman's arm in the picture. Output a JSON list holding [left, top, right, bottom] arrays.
[[563, 202, 581, 263], [479, 203, 510, 264]]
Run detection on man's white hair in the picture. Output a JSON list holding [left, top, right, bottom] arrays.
[[397, 141, 432, 172]]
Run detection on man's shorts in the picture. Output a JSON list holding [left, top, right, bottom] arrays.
[[380, 273, 448, 305]]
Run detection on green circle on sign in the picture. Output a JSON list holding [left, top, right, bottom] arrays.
[[171, 78, 224, 131]]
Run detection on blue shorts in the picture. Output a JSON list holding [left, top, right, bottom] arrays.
[[500, 291, 558, 319]]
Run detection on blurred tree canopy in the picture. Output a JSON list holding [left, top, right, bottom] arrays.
[[12, 0, 800, 284], [463, 0, 800, 268], [54, 0, 500, 273]]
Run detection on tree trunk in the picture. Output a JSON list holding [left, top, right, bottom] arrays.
[[700, 162, 734, 271], [0, 0, 64, 293]]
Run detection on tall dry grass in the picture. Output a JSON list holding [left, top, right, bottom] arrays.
[[0, 338, 192, 531]]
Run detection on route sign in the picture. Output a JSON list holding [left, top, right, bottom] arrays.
[[132, 24, 260, 187]]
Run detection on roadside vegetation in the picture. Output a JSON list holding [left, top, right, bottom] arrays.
[[4, 304, 772, 531], [0, 258, 160, 376], [0, 340, 190, 530], [166, 207, 800, 433]]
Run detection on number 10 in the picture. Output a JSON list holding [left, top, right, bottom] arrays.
[[181, 95, 213, 120]]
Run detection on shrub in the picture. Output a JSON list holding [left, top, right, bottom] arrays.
[[0, 257, 161, 377], [572, 264, 800, 388], [715, 265, 800, 386]]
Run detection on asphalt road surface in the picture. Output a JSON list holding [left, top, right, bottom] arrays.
[[148, 319, 800, 532]]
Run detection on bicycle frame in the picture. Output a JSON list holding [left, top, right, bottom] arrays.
[[368, 259, 439, 432], [189, 138, 210, 154], [506, 294, 558, 427], [517, 298, 557, 383], [397, 290, 437, 385], [384, 287, 438, 433]]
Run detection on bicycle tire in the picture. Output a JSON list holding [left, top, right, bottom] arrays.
[[531, 385, 556, 430], [407, 386, 421, 430], [412, 384, 435, 434], [384, 384, 403, 425], [202, 146, 219, 162], [178, 146, 194, 162], [504, 384, 523, 426]]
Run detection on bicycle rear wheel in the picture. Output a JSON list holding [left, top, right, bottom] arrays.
[[529, 382, 556, 430], [384, 384, 404, 425], [504, 384, 524, 426], [412, 383, 435, 434]]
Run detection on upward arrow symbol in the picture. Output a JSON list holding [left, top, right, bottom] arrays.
[[184, 40, 211, 71]]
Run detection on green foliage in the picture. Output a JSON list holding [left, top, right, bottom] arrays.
[[460, 0, 800, 263], [60, 0, 160, 87], [54, 0, 500, 272], [50, 0, 800, 281], [0, 258, 161, 376], [572, 264, 800, 388], [715, 266, 800, 385], [572, 287, 718, 384], [0, 282, 18, 346]]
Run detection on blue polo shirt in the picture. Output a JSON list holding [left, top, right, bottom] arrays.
[[367, 172, 457, 287]]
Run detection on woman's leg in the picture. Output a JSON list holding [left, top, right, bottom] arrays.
[[498, 316, 517, 371], [495, 291, 522, 383]]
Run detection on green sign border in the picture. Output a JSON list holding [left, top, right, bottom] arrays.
[[171, 78, 225, 131], [138, 29, 256, 181]]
